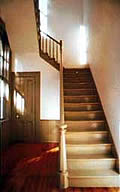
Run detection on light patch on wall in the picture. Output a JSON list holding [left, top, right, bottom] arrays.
[[39, 0, 48, 33], [79, 25, 88, 65], [14, 58, 18, 73], [119, 121, 120, 143], [14, 56, 23, 72]]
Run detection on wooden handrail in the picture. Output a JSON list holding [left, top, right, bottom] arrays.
[[40, 30, 60, 45]]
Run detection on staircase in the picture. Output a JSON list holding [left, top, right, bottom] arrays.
[[64, 68, 120, 187], [33, 1, 119, 187]]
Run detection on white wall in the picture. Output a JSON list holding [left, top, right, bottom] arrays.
[[47, 0, 88, 68], [84, 0, 120, 156], [0, 0, 60, 120], [0, 0, 38, 53], [13, 53, 60, 120]]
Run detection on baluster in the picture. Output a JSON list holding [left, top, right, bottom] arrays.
[[49, 39, 51, 57], [45, 36, 48, 53], [53, 41, 55, 58], [42, 34, 44, 52], [56, 44, 58, 62]]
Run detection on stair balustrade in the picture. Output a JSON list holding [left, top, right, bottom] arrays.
[[33, 0, 68, 188]]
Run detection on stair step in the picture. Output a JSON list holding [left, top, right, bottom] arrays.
[[64, 73, 92, 78], [64, 89, 97, 96], [66, 131, 109, 144], [63, 68, 90, 74], [64, 95, 99, 103], [67, 154, 114, 159], [69, 169, 120, 187], [67, 157, 116, 170], [64, 103, 102, 111], [66, 120, 106, 132], [64, 82, 95, 89], [65, 111, 105, 121], [67, 144, 112, 155], [64, 78, 93, 83]]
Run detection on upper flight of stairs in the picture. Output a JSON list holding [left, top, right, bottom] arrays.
[[63, 68, 120, 187]]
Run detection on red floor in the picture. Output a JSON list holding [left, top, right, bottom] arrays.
[[1, 143, 120, 192]]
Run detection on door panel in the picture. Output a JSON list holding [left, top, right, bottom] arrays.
[[13, 72, 40, 142]]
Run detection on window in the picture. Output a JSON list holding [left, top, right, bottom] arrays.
[[14, 90, 25, 117], [0, 22, 11, 120]]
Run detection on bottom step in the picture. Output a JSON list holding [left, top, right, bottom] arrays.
[[69, 169, 120, 187]]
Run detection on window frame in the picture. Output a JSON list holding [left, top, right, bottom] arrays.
[[0, 18, 12, 121]]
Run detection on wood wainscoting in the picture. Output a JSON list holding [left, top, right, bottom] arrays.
[[0, 120, 11, 150], [38, 120, 60, 143]]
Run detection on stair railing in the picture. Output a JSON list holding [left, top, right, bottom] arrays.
[[34, 4, 61, 69], [59, 41, 68, 189], [33, 0, 68, 188], [40, 30, 61, 64]]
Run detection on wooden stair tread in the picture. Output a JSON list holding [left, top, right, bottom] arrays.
[[67, 143, 112, 147], [65, 110, 104, 113], [69, 169, 119, 178], [64, 88, 96, 90], [66, 120, 105, 123], [67, 131, 108, 134], [64, 89, 97, 96], [64, 68, 90, 72], [64, 95, 98, 98], [65, 102, 100, 105], [67, 154, 115, 159], [64, 82, 94, 85], [67, 140, 110, 145]]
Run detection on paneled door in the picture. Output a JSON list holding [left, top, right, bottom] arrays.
[[12, 72, 40, 142]]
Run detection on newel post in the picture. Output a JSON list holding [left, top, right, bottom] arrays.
[[59, 124, 68, 188], [59, 40, 68, 188]]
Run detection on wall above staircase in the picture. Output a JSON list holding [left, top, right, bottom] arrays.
[[47, 0, 88, 68], [84, 0, 120, 156]]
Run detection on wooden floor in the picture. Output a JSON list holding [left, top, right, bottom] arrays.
[[2, 176, 119, 192], [1, 144, 120, 192]]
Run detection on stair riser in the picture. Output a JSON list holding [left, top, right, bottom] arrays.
[[64, 89, 97, 96], [65, 112, 105, 121], [64, 96, 99, 103], [64, 104, 102, 111], [67, 145, 112, 155], [64, 83, 95, 89], [66, 133, 109, 144], [69, 177, 120, 187], [68, 159, 116, 170]]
